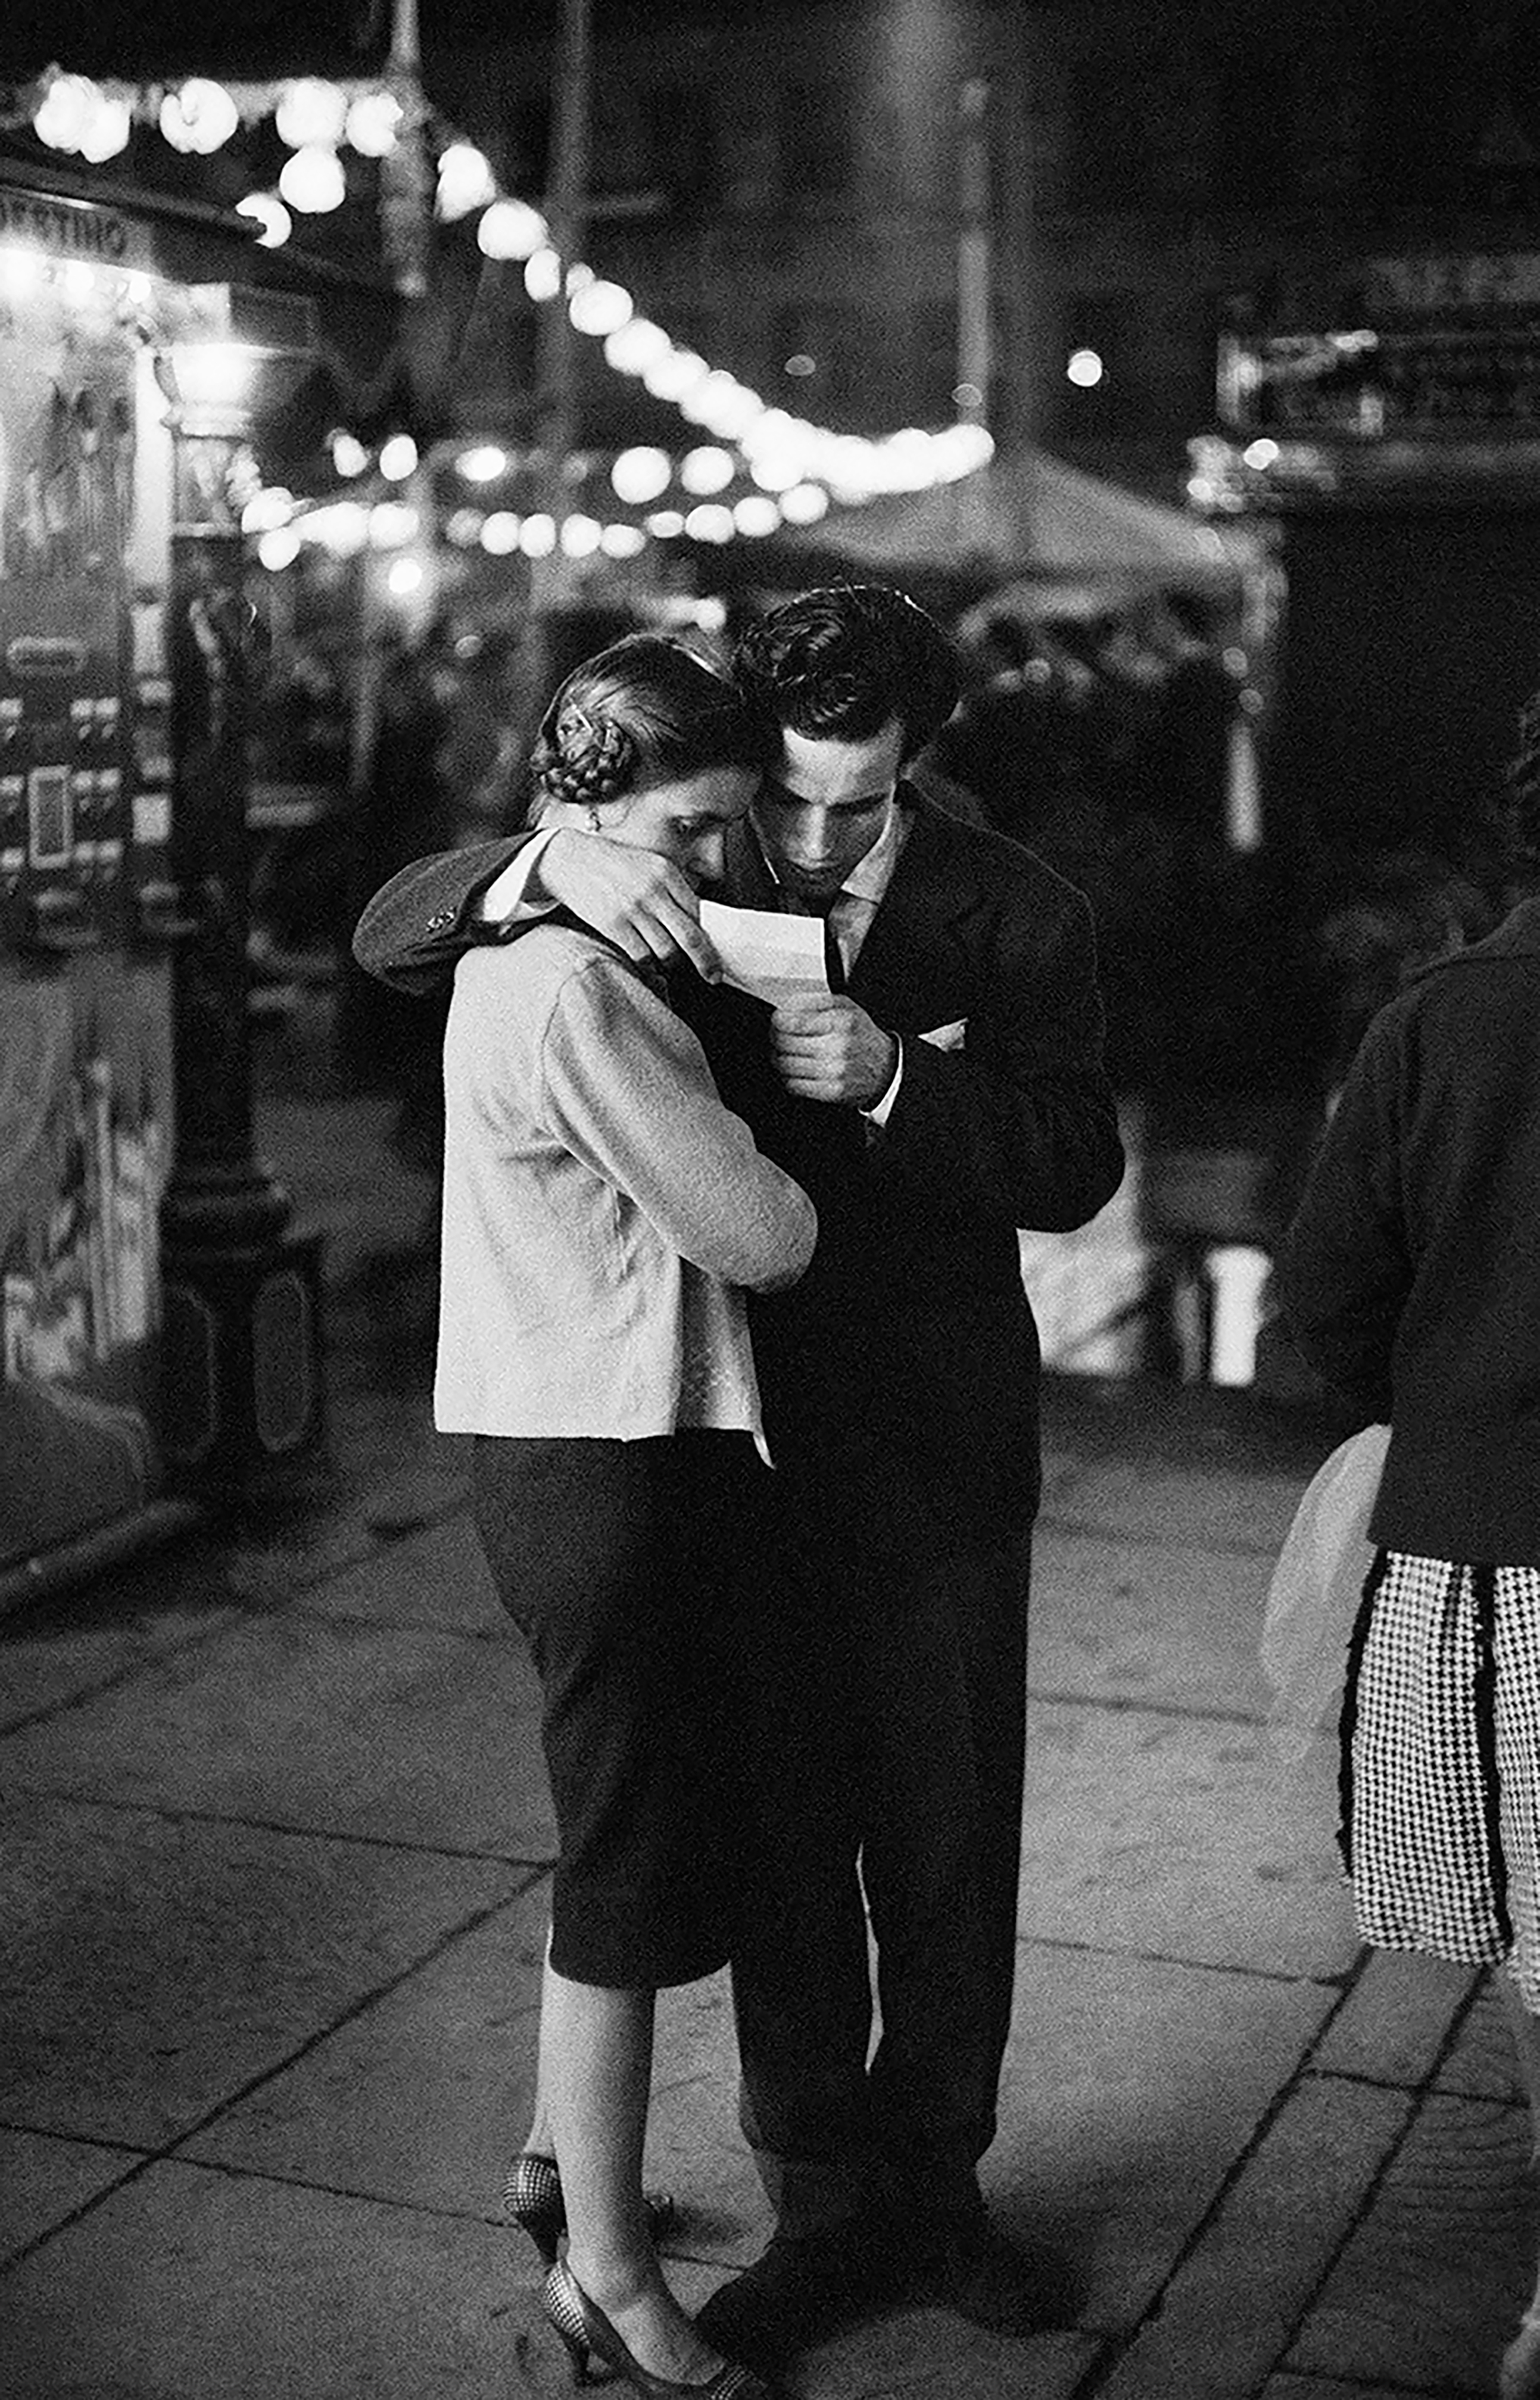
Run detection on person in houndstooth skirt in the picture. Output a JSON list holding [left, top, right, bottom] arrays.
[[1277, 687, 1540, 2400]]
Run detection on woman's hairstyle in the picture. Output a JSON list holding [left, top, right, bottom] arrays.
[[529, 633, 778, 813], [732, 582, 960, 762]]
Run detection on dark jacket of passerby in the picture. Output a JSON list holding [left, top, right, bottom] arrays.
[[1276, 893, 1540, 1561]]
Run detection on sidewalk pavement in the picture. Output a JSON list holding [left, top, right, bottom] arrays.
[[1, 1090, 1535, 2400]]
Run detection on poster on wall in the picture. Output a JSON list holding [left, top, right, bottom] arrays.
[[0, 198, 177, 1572], [0, 956, 173, 1567]]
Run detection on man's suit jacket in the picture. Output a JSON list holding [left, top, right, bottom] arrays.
[[354, 790, 1124, 1543]]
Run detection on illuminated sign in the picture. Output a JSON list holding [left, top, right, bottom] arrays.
[[0, 188, 148, 272], [1364, 253, 1540, 313]]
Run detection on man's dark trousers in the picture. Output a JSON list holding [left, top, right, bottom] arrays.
[[728, 1423, 1031, 2234]]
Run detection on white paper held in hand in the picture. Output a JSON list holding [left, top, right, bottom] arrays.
[[699, 900, 831, 1008]]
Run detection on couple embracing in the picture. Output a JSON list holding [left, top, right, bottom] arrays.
[[353, 583, 1124, 2399]]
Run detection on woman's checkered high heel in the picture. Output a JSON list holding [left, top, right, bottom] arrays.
[[540, 2258, 774, 2398], [504, 2151, 678, 2267]]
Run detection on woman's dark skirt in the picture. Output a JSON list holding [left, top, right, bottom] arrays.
[[471, 1428, 766, 1989]]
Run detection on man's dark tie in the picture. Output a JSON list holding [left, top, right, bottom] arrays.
[[810, 896, 846, 994]]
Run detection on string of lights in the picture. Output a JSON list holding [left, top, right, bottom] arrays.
[[2, 61, 994, 572]]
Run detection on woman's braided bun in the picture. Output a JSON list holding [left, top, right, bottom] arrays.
[[535, 707, 637, 809], [522, 632, 777, 830]]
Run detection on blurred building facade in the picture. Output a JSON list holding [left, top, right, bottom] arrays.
[[446, 4, 1540, 482], [414, 0, 1540, 1395]]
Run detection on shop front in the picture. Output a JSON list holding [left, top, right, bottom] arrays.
[[1190, 248, 1540, 886], [0, 179, 323, 1601]]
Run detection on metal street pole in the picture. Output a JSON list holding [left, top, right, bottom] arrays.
[[957, 74, 992, 550], [519, 0, 592, 726], [957, 76, 992, 429], [156, 339, 328, 1510], [378, 0, 431, 303]]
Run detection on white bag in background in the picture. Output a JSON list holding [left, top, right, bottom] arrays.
[[1261, 1422, 1391, 1762]]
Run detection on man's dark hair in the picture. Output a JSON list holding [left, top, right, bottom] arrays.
[[732, 582, 961, 763]]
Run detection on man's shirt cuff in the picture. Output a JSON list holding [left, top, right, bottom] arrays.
[[478, 827, 560, 925], [861, 1037, 904, 1126]]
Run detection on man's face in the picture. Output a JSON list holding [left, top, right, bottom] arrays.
[[751, 716, 906, 903]]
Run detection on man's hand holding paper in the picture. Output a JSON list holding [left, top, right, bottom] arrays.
[[769, 995, 899, 1109]]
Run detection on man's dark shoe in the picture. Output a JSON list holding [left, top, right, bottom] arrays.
[[906, 2195, 1059, 2337], [694, 2218, 905, 2371]]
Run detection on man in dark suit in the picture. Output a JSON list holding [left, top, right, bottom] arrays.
[[353, 585, 1124, 2366]]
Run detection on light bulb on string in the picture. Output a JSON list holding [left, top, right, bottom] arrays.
[[685, 373, 763, 441], [560, 514, 603, 559], [930, 422, 993, 479], [457, 445, 507, 483], [927, 423, 989, 482], [279, 145, 345, 214], [679, 447, 734, 497], [569, 279, 632, 338], [600, 523, 647, 559], [878, 429, 940, 492], [369, 501, 419, 548], [345, 91, 403, 157], [436, 143, 497, 222], [305, 501, 369, 557], [258, 526, 301, 572], [749, 450, 805, 494], [519, 514, 556, 557], [779, 482, 830, 525], [822, 435, 881, 500], [331, 430, 370, 479], [481, 513, 522, 555], [733, 496, 781, 538], [478, 199, 547, 260], [242, 488, 295, 535], [523, 248, 562, 303], [79, 93, 132, 163], [160, 79, 239, 155], [684, 504, 734, 545], [642, 349, 709, 404], [378, 434, 419, 482], [610, 448, 672, 506], [34, 73, 99, 154], [603, 318, 671, 378], [237, 194, 292, 249], [739, 408, 808, 461], [276, 79, 347, 151]]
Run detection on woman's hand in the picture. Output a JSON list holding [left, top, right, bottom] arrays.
[[537, 831, 722, 981]]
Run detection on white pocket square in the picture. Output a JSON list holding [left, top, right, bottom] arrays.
[[918, 1018, 967, 1052]]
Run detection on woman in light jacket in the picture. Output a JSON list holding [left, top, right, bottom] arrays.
[[1277, 694, 1540, 2400], [432, 634, 815, 2400]]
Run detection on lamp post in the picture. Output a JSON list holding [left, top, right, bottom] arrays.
[[956, 75, 992, 551], [154, 292, 328, 1508], [518, 0, 593, 721], [378, 0, 432, 301]]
